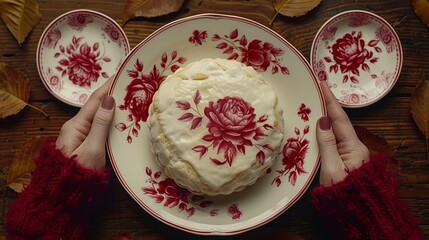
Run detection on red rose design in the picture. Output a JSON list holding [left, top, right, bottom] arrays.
[[157, 178, 190, 202], [43, 28, 61, 49], [123, 79, 156, 122], [67, 13, 93, 31], [332, 32, 369, 74], [202, 96, 269, 166], [122, 63, 165, 122], [67, 43, 102, 87], [282, 137, 308, 172], [317, 70, 327, 81], [205, 96, 258, 146], [241, 40, 272, 72], [50, 75, 59, 85], [103, 24, 121, 46]]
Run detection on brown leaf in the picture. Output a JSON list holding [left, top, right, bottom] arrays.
[[410, 80, 429, 163], [0, 0, 42, 44], [354, 125, 399, 175], [123, 0, 185, 24], [412, 0, 429, 28], [7, 136, 49, 193], [270, 0, 321, 25], [0, 62, 48, 118]]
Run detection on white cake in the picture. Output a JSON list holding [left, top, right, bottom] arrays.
[[148, 58, 284, 196]]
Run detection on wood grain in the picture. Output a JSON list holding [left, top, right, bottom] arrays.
[[0, 0, 428, 238]]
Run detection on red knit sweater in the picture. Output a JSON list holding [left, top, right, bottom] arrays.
[[6, 139, 110, 240], [6, 141, 423, 239], [311, 153, 423, 240]]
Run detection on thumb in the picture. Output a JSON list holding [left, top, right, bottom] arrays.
[[86, 95, 116, 152], [87, 95, 115, 146], [316, 116, 347, 186]]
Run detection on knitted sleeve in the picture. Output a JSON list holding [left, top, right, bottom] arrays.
[[6, 139, 110, 240], [311, 153, 423, 240]]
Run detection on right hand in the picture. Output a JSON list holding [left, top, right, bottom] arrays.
[[316, 81, 370, 186]]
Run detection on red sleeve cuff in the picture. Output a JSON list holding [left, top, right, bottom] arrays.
[[311, 153, 423, 240], [6, 139, 110, 239]]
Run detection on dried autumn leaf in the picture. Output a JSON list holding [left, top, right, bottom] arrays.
[[0, 0, 42, 44], [270, 0, 322, 25], [354, 125, 399, 175], [123, 0, 185, 24], [7, 136, 49, 193], [0, 62, 47, 118], [412, 0, 429, 28], [410, 80, 429, 162]]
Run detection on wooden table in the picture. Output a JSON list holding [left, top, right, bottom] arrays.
[[1, 0, 428, 239]]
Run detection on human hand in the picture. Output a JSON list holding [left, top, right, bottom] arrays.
[[316, 81, 369, 186], [56, 77, 116, 170]]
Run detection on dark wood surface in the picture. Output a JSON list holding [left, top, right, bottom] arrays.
[[1, 0, 428, 239]]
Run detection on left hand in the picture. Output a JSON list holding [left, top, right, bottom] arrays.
[[56, 77, 116, 170]]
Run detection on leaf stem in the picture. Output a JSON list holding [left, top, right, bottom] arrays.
[[26, 103, 49, 118], [269, 0, 292, 26]]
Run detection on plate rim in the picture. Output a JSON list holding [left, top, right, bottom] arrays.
[[310, 9, 403, 108], [107, 13, 325, 235], [36, 9, 130, 107]]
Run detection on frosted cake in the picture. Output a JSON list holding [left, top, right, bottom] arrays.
[[148, 58, 284, 196]]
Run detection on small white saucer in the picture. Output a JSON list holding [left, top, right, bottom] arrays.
[[311, 10, 402, 107], [37, 9, 130, 107]]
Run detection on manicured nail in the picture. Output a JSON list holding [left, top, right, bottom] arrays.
[[101, 96, 114, 110], [319, 116, 331, 130]]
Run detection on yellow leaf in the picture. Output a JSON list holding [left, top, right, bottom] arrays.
[[0, 0, 42, 44], [7, 136, 49, 193], [410, 80, 429, 163], [0, 62, 48, 118], [123, 0, 185, 24], [412, 0, 429, 28], [270, 0, 321, 25]]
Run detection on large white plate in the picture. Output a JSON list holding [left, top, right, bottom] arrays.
[[107, 13, 325, 235]]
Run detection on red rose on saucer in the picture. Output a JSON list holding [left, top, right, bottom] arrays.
[[332, 32, 369, 74], [66, 43, 102, 87]]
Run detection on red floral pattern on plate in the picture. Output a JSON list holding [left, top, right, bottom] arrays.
[[375, 25, 395, 53], [103, 23, 123, 47], [372, 71, 394, 90], [339, 90, 368, 105], [348, 14, 371, 27], [272, 103, 310, 187], [297, 103, 311, 122], [313, 60, 328, 82], [115, 51, 187, 143], [189, 30, 208, 45], [321, 26, 337, 44], [142, 167, 242, 220], [67, 13, 94, 31], [272, 125, 309, 187], [228, 204, 242, 220], [323, 31, 381, 84], [177, 91, 274, 166], [45, 67, 63, 92], [43, 28, 61, 49], [142, 167, 219, 217], [54, 36, 110, 88], [189, 29, 289, 75]]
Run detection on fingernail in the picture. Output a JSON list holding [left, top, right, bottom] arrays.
[[319, 116, 331, 130], [101, 96, 114, 110]]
